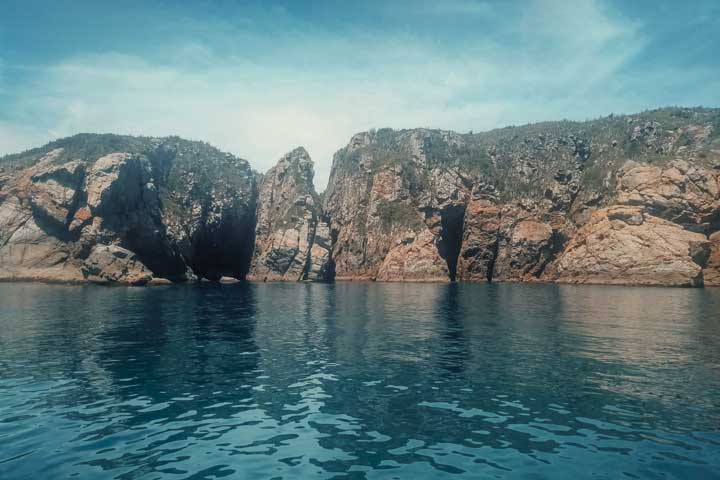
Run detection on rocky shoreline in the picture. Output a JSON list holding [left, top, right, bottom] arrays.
[[1, 107, 719, 287]]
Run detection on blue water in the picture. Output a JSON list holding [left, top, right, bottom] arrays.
[[0, 283, 719, 479]]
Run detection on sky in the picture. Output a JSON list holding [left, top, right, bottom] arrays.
[[1, 0, 719, 189]]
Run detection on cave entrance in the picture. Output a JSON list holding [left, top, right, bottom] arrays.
[[438, 205, 466, 282]]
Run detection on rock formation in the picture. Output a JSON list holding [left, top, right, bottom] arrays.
[[554, 206, 709, 287], [1, 107, 719, 287], [247, 147, 332, 281], [0, 134, 256, 284], [705, 232, 720, 286], [323, 108, 720, 287], [323, 130, 472, 282]]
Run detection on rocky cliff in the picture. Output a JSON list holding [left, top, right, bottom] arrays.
[[2, 107, 719, 286], [324, 108, 720, 286], [0, 134, 257, 284], [247, 147, 332, 282]]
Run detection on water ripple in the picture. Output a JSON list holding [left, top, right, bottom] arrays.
[[0, 282, 719, 479]]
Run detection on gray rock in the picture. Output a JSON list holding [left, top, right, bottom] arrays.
[[82, 245, 153, 285], [247, 147, 332, 282]]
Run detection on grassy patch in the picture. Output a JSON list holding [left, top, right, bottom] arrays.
[[375, 200, 423, 231]]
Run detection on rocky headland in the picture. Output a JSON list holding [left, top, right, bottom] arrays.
[[1, 107, 719, 286]]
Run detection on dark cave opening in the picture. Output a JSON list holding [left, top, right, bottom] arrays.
[[190, 220, 256, 281], [438, 205, 466, 282], [486, 237, 499, 283]]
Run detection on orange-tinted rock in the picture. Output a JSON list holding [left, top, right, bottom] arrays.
[[704, 232, 720, 287], [494, 218, 555, 282], [457, 197, 500, 282], [555, 206, 710, 287], [376, 229, 450, 282]]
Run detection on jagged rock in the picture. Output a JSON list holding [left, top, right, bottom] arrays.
[[247, 147, 332, 281], [555, 206, 710, 287], [0, 204, 82, 283], [82, 245, 153, 285], [323, 109, 720, 286], [493, 218, 556, 282], [0, 134, 257, 284], [617, 160, 719, 232], [376, 229, 450, 282], [2, 107, 719, 287], [457, 196, 500, 282], [306, 221, 333, 281], [28, 160, 85, 228], [154, 142, 257, 281], [705, 232, 720, 286], [324, 129, 470, 281]]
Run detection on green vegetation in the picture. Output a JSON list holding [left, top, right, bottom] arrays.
[[0, 133, 155, 168], [331, 107, 719, 203], [375, 200, 423, 231]]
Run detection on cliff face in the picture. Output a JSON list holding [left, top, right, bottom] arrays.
[[247, 147, 332, 282], [323, 130, 473, 281], [1, 107, 719, 287], [324, 108, 720, 286], [0, 134, 256, 284]]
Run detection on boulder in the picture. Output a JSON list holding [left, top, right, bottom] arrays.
[[555, 206, 710, 287], [219, 276, 240, 284], [82, 245, 153, 285]]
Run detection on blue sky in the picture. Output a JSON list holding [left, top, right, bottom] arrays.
[[1, 0, 719, 188]]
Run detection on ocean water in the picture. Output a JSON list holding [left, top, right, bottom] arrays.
[[0, 282, 719, 480]]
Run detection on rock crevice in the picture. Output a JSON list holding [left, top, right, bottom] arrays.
[[247, 147, 332, 282], [1, 107, 719, 287], [0, 135, 257, 284]]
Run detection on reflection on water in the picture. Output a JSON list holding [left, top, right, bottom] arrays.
[[0, 282, 719, 479]]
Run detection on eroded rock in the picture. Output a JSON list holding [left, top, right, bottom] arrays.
[[617, 160, 719, 233], [0, 134, 257, 284], [457, 196, 500, 282], [2, 108, 719, 288], [82, 245, 153, 285], [376, 229, 450, 282], [248, 147, 332, 281], [704, 232, 720, 287], [555, 206, 710, 287], [494, 218, 556, 282]]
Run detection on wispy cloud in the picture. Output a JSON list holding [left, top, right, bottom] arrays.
[[381, 0, 494, 17], [0, 0, 718, 189]]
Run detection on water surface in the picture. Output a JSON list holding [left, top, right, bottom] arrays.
[[1, 282, 719, 479]]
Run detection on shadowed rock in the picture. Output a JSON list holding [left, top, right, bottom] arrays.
[[0, 134, 256, 284]]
